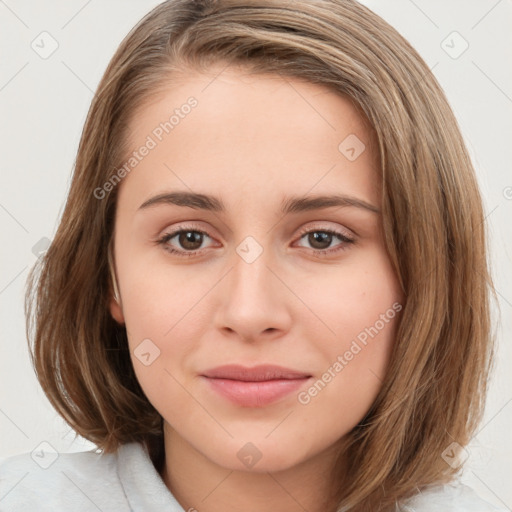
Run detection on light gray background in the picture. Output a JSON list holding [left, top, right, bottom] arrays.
[[1, 0, 511, 508]]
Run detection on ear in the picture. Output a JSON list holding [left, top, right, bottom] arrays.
[[109, 293, 125, 325], [107, 244, 125, 325]]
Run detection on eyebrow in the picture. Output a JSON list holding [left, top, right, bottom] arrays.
[[138, 191, 380, 215]]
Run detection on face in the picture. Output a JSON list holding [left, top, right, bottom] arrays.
[[109, 63, 404, 473]]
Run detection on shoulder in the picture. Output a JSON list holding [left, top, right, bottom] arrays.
[[399, 481, 509, 512], [0, 443, 129, 511], [0, 441, 183, 511]]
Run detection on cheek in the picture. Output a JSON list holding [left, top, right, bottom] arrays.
[[295, 293, 400, 441], [119, 265, 219, 415], [292, 249, 402, 414], [293, 248, 402, 353], [120, 261, 218, 343]]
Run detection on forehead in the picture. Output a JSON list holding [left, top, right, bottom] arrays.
[[118, 64, 380, 214]]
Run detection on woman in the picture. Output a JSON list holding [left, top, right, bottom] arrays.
[[1, 1, 503, 510]]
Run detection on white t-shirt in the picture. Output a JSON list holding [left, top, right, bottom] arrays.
[[0, 442, 507, 511]]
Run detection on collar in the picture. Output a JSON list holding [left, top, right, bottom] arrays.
[[117, 442, 185, 511]]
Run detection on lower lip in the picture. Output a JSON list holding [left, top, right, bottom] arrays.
[[202, 376, 311, 407]]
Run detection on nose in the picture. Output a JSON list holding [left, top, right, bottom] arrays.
[[214, 245, 293, 342]]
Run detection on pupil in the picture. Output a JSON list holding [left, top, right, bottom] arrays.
[[180, 231, 202, 250], [310, 232, 331, 249]]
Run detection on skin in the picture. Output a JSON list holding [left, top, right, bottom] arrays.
[[109, 63, 404, 512]]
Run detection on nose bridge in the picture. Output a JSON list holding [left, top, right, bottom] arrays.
[[230, 235, 277, 303], [227, 204, 275, 287], [214, 232, 291, 338]]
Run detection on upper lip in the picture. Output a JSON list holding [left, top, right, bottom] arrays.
[[201, 364, 312, 382]]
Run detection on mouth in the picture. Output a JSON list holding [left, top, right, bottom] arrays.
[[200, 364, 312, 407]]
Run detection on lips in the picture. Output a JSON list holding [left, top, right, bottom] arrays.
[[201, 364, 311, 381], [200, 364, 312, 407]]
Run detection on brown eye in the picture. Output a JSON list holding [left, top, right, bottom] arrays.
[[296, 227, 355, 256], [157, 226, 213, 257], [306, 231, 333, 250], [176, 231, 204, 251]]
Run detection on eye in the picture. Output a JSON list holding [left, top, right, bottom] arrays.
[[156, 224, 215, 257], [295, 226, 355, 256], [155, 223, 356, 258]]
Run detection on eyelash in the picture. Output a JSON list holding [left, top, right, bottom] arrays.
[[155, 224, 355, 258]]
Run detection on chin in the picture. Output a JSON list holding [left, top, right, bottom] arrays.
[[205, 437, 313, 474]]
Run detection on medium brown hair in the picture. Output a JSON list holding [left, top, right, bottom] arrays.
[[25, 0, 495, 510]]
